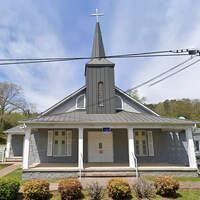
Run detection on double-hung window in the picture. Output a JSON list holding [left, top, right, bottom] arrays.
[[135, 130, 148, 156], [53, 130, 66, 156]]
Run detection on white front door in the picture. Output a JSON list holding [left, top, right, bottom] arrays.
[[88, 132, 113, 162]]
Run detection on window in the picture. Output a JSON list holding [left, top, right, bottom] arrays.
[[115, 95, 123, 110], [53, 130, 66, 156], [134, 130, 148, 156], [195, 140, 200, 151], [76, 94, 85, 109], [98, 82, 104, 106]]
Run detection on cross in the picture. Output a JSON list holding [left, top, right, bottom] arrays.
[[91, 9, 104, 23]]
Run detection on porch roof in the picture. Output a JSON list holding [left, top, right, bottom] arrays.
[[3, 125, 25, 134], [21, 110, 198, 126]]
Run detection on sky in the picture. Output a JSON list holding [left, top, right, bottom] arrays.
[[0, 0, 200, 111]]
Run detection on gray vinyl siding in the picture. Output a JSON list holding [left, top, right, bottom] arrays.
[[86, 65, 115, 114], [29, 129, 78, 165], [45, 90, 86, 116], [136, 130, 189, 166], [115, 90, 153, 114], [29, 128, 189, 166], [10, 135, 24, 157]]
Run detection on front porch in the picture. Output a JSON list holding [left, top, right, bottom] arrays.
[[22, 162, 198, 180], [22, 126, 198, 180]]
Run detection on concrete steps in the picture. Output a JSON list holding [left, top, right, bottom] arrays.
[[80, 171, 136, 177]]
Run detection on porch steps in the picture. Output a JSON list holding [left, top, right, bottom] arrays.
[[5, 157, 22, 162], [80, 171, 136, 177]]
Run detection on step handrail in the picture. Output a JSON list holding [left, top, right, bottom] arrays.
[[132, 152, 139, 178], [79, 153, 83, 180]]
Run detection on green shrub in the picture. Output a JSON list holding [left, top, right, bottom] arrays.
[[22, 179, 51, 200], [133, 178, 155, 199], [107, 178, 132, 200], [0, 178, 20, 200], [87, 182, 104, 200], [154, 176, 179, 197], [58, 178, 83, 200]]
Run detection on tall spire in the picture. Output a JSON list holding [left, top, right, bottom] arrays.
[[92, 22, 105, 58]]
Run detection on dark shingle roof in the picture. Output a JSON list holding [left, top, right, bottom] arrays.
[[22, 110, 197, 125]]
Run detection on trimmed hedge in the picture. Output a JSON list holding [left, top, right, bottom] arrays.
[[154, 176, 180, 197], [22, 179, 51, 200], [107, 178, 132, 200], [58, 178, 83, 200], [0, 178, 20, 200]]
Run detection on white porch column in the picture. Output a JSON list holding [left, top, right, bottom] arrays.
[[128, 127, 136, 168], [186, 128, 197, 168], [5, 133, 12, 158], [78, 127, 83, 169], [23, 128, 31, 169]]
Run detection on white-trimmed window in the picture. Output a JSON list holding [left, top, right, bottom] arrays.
[[47, 130, 72, 157], [76, 94, 86, 109], [115, 95, 123, 110], [134, 130, 154, 157]]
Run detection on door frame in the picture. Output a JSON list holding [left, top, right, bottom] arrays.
[[88, 131, 114, 162]]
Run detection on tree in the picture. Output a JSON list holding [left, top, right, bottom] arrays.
[[0, 82, 37, 144], [126, 89, 146, 104]]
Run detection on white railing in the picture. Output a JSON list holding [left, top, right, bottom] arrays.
[[132, 152, 139, 178], [79, 153, 83, 180]]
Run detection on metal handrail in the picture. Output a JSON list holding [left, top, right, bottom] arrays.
[[79, 153, 83, 180], [132, 152, 139, 178]]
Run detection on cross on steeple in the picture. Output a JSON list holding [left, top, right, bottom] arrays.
[[91, 9, 104, 23]]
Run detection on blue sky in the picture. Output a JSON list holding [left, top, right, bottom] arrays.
[[0, 0, 200, 111]]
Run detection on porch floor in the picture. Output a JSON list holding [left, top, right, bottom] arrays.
[[27, 162, 194, 171]]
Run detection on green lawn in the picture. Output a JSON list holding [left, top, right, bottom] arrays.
[[144, 176, 200, 182], [2, 170, 200, 200], [50, 190, 200, 200], [0, 165, 6, 170]]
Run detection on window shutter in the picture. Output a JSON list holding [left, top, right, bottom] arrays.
[[147, 131, 154, 156], [47, 130, 53, 156], [66, 130, 72, 156]]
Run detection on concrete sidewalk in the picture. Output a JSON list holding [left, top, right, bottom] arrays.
[[0, 163, 21, 178]]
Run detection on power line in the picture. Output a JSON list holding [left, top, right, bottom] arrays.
[[129, 56, 195, 90], [149, 58, 200, 86], [0, 48, 196, 66], [0, 50, 176, 61]]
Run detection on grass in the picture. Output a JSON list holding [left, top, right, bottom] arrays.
[[2, 170, 200, 199], [49, 190, 200, 200], [0, 165, 7, 170], [144, 176, 200, 182]]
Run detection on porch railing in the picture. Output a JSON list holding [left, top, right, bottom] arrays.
[[132, 152, 139, 178]]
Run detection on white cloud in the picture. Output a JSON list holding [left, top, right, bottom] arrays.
[[0, 1, 82, 111], [107, 0, 200, 103]]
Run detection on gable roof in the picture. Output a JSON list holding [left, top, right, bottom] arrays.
[[22, 110, 197, 126], [38, 85, 159, 118], [39, 86, 86, 117], [115, 86, 159, 116]]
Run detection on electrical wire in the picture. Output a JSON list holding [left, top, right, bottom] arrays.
[[0, 53, 190, 66], [0, 50, 175, 61], [149, 58, 200, 86], [129, 56, 195, 90]]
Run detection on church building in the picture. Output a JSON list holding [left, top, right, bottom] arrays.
[[4, 16, 198, 180]]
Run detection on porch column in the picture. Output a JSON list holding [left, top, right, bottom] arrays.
[[186, 128, 197, 168], [128, 128, 136, 168], [78, 127, 83, 169], [23, 128, 31, 169], [5, 133, 12, 158]]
